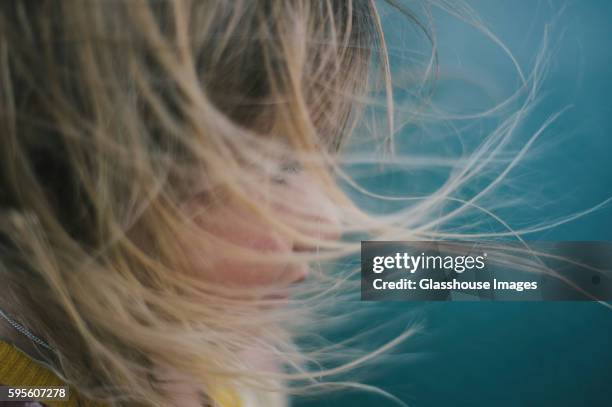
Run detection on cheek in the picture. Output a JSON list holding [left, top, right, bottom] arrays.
[[204, 236, 291, 287], [183, 210, 297, 288]]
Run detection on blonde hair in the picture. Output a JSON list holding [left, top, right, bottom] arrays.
[[0, 0, 571, 406], [0, 0, 394, 405]]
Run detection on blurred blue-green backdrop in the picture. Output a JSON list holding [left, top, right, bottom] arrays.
[[297, 1, 612, 406]]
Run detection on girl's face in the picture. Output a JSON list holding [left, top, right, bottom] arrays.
[[183, 171, 341, 298]]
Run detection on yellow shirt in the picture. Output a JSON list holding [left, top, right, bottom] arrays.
[[0, 340, 287, 407], [0, 340, 251, 407], [0, 339, 103, 406]]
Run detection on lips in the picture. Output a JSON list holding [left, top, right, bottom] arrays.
[[263, 293, 289, 301]]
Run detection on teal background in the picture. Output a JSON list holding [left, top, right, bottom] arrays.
[[298, 1, 612, 406]]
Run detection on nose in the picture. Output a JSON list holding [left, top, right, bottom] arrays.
[[291, 205, 342, 251], [278, 173, 343, 252]]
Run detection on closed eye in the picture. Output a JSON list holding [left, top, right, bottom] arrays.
[[272, 161, 302, 184]]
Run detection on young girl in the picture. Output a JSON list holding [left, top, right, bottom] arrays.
[[0, 0, 563, 406], [0, 1, 395, 406]]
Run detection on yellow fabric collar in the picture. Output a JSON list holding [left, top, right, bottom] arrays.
[[0, 339, 93, 406], [0, 339, 244, 407]]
